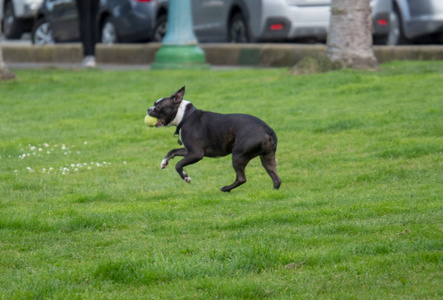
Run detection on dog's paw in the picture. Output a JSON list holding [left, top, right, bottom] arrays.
[[220, 186, 231, 193], [181, 171, 191, 183], [160, 158, 169, 169]]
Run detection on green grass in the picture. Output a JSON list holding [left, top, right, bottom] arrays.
[[0, 61, 442, 299]]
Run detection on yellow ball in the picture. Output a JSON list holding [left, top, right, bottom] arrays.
[[144, 115, 158, 127]]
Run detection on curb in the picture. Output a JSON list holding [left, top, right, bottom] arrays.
[[3, 43, 443, 67]]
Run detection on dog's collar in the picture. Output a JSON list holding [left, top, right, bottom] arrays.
[[174, 105, 197, 144]]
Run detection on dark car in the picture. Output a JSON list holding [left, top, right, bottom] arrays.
[[31, 0, 166, 44]]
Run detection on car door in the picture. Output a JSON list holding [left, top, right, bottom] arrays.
[[191, 0, 226, 42], [403, 0, 443, 38], [407, 0, 432, 19], [49, 0, 79, 42]]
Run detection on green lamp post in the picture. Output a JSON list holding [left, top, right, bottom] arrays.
[[151, 0, 210, 70]]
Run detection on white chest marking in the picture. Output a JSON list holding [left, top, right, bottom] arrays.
[[169, 100, 191, 127]]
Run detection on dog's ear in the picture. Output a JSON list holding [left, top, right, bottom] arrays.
[[171, 86, 185, 104]]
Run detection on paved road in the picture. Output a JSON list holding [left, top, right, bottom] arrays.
[[1, 35, 153, 70], [0, 36, 151, 70], [7, 62, 154, 70]]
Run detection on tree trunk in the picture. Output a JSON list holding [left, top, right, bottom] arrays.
[[0, 23, 16, 81], [325, 0, 378, 70]]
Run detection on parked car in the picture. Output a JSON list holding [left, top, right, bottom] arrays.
[[170, 0, 331, 43], [32, 0, 166, 45], [1, 0, 43, 39], [32, 0, 331, 44], [371, 0, 443, 45]]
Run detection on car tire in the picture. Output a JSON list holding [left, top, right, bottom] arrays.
[[153, 14, 167, 42], [228, 12, 249, 43], [3, 1, 24, 39], [31, 18, 54, 45], [101, 17, 118, 44]]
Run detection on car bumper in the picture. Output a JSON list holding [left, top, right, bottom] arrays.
[[259, 2, 330, 41], [406, 13, 443, 38]]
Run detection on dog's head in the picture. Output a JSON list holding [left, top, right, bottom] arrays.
[[147, 86, 187, 127]]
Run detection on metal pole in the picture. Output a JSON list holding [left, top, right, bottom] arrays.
[[151, 0, 209, 70]]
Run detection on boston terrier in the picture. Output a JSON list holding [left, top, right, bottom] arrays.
[[147, 86, 281, 192]]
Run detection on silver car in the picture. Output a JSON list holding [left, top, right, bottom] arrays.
[[371, 0, 443, 45], [154, 0, 331, 43]]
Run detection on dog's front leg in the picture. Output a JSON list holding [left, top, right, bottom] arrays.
[[175, 152, 203, 183], [161, 148, 187, 169]]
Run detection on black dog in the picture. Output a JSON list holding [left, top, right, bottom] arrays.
[[147, 86, 281, 192]]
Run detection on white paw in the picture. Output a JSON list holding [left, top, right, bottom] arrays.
[[184, 176, 191, 183], [160, 158, 169, 169]]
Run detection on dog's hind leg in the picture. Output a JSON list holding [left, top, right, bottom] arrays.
[[220, 154, 252, 192], [260, 151, 281, 189], [161, 148, 187, 169]]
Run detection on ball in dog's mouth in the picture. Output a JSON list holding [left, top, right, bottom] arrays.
[[144, 115, 158, 127]]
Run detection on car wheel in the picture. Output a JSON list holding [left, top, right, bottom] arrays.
[[101, 17, 118, 44], [386, 7, 407, 45], [153, 14, 167, 42], [229, 12, 249, 43], [3, 1, 24, 39], [31, 18, 54, 45]]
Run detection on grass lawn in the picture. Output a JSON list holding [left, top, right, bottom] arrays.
[[0, 61, 442, 299]]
